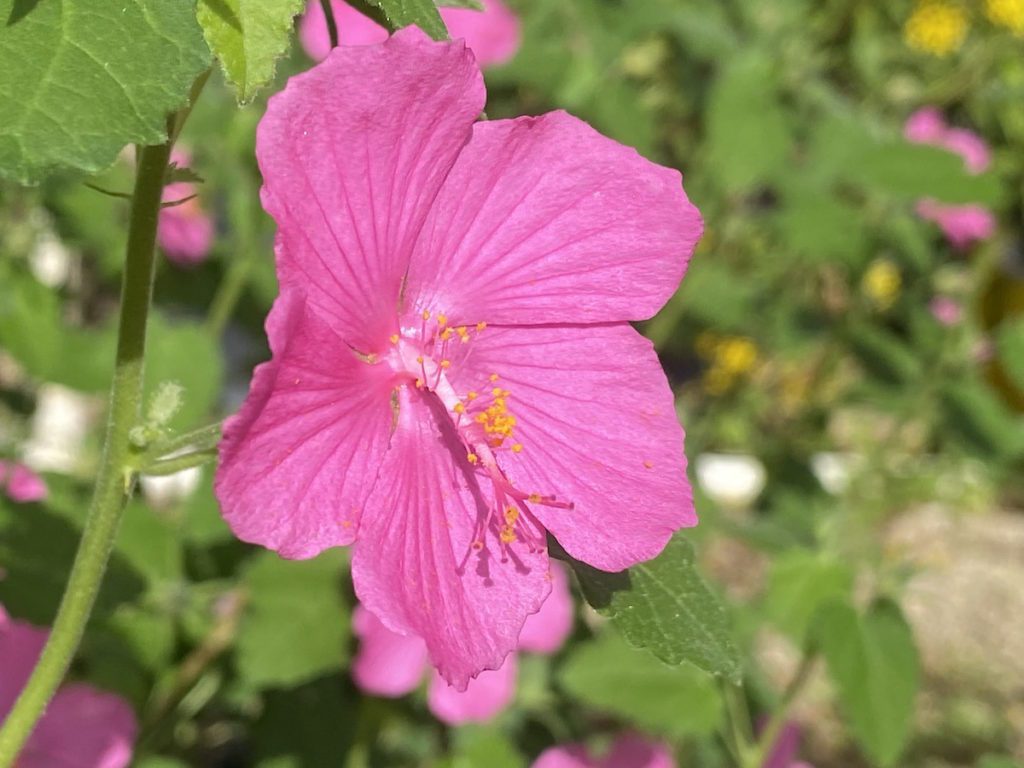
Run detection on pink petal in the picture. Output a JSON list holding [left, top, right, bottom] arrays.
[[351, 387, 551, 689], [942, 128, 990, 174], [21, 684, 137, 768], [405, 111, 701, 326], [929, 296, 963, 326], [0, 607, 48, 718], [443, 0, 520, 67], [158, 194, 214, 267], [904, 108, 946, 144], [299, 0, 519, 67], [426, 654, 517, 725], [257, 27, 485, 352], [916, 200, 996, 249], [299, 0, 389, 62], [761, 722, 802, 768], [518, 562, 573, 654], [214, 291, 396, 558], [532, 734, 676, 768], [351, 604, 429, 697], [4, 463, 47, 503], [446, 323, 694, 572]]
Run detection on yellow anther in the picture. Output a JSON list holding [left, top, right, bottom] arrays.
[[415, 378, 424, 388], [467, 452, 479, 464], [475, 414, 487, 424], [512, 443, 523, 453], [437, 313, 448, 326], [467, 391, 478, 400], [440, 359, 451, 369], [389, 333, 399, 344], [422, 310, 431, 320], [492, 387, 503, 397], [416, 355, 424, 364], [502, 389, 511, 398], [476, 321, 487, 331], [454, 403, 465, 414], [504, 507, 519, 524], [528, 493, 542, 503], [499, 527, 516, 544], [489, 373, 499, 382]]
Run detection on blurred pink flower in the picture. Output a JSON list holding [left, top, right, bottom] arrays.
[[299, 0, 520, 66], [215, 29, 699, 688], [157, 149, 214, 266], [0, 460, 47, 503], [351, 564, 573, 724], [904, 108, 995, 250], [0, 605, 137, 768], [532, 733, 676, 768], [761, 722, 814, 768], [929, 295, 963, 326]]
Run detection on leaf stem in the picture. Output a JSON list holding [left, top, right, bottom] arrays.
[[0, 138, 174, 767], [136, 420, 223, 467], [319, 0, 339, 48], [141, 448, 219, 476]]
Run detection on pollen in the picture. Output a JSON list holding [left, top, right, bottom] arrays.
[[489, 373, 499, 382], [476, 321, 487, 331], [499, 527, 517, 544], [528, 493, 542, 503], [422, 310, 431, 320], [389, 333, 399, 344], [416, 355, 424, 364], [437, 313, 448, 326], [467, 391, 478, 400], [456, 326, 470, 342], [492, 387, 503, 397], [467, 452, 479, 464], [504, 507, 520, 525], [511, 443, 523, 453], [440, 359, 451, 369], [440, 327, 454, 341], [415, 378, 424, 388], [454, 402, 465, 414]]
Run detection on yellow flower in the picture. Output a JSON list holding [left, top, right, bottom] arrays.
[[904, 0, 969, 56], [698, 335, 759, 395], [862, 259, 902, 310], [717, 337, 759, 377], [985, 0, 1024, 35]]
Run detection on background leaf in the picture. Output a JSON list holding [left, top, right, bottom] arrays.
[[559, 534, 742, 682], [364, 0, 448, 39], [0, 0, 210, 184], [197, 0, 307, 104]]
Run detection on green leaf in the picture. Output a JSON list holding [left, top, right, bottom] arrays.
[[0, 0, 210, 184], [854, 142, 1000, 206], [996, 316, 1024, 391], [704, 53, 791, 192], [764, 551, 853, 644], [253, 676, 356, 767], [559, 631, 723, 737], [438, 0, 483, 8], [941, 376, 1024, 459], [363, 0, 448, 40], [558, 534, 742, 682], [845, 322, 923, 385], [236, 550, 350, 688], [775, 189, 867, 266], [815, 599, 920, 767], [197, 0, 306, 104], [978, 757, 1023, 768], [452, 726, 526, 768]]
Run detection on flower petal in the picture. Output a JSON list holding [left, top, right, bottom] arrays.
[[21, 684, 137, 768], [443, 0, 521, 67], [215, 292, 396, 559], [426, 654, 517, 725], [518, 562, 573, 654], [352, 388, 551, 689], [407, 110, 701, 325], [257, 27, 485, 351], [351, 604, 429, 697], [4, 463, 47, 503], [299, 0, 389, 62], [531, 734, 676, 768], [449, 323, 694, 572], [0, 607, 48, 718]]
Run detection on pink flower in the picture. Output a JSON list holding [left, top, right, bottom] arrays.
[[904, 108, 996, 249], [532, 733, 676, 768], [215, 29, 700, 688], [0, 460, 47, 503], [299, 0, 520, 66], [157, 149, 214, 266], [0, 605, 137, 768], [929, 295, 963, 326], [352, 563, 573, 724]]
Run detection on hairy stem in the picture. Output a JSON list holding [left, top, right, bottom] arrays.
[[0, 138, 173, 766]]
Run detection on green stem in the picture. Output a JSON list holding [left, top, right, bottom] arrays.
[[205, 255, 254, 338], [136, 420, 223, 467], [747, 653, 818, 768], [0, 139, 173, 767], [318, 0, 339, 49]]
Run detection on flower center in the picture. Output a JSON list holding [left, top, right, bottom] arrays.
[[384, 310, 573, 565]]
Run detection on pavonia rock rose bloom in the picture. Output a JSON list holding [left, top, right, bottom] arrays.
[[215, 29, 702, 687]]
